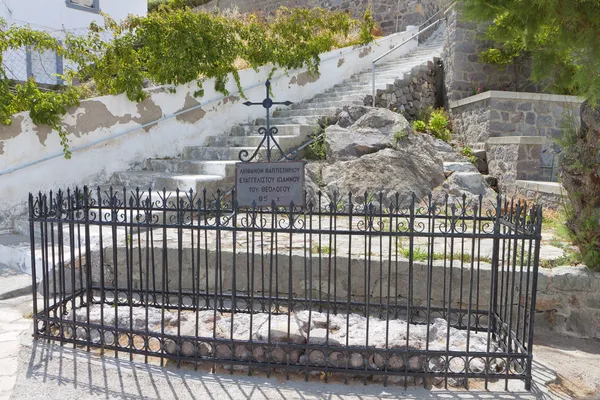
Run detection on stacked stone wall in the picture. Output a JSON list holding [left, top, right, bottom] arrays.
[[197, 0, 443, 34], [364, 59, 441, 119], [442, 7, 541, 104], [450, 92, 582, 182]]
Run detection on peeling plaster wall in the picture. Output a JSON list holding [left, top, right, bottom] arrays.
[[0, 27, 418, 226]]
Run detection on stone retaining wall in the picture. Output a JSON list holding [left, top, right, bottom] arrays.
[[513, 180, 566, 210], [485, 136, 544, 193], [450, 91, 583, 182], [364, 59, 442, 118], [441, 7, 541, 103], [99, 242, 600, 340], [197, 0, 443, 34]]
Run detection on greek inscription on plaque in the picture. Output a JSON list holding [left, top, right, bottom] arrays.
[[235, 161, 305, 207]]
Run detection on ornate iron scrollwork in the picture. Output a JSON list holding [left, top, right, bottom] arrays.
[[238, 80, 296, 163]]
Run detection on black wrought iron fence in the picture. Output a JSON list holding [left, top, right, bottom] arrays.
[[28, 187, 542, 390]]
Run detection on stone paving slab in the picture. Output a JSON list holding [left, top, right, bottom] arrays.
[[0, 264, 32, 301], [2, 292, 600, 399]]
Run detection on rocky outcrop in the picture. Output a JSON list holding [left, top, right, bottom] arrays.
[[326, 106, 411, 161], [307, 106, 496, 208]]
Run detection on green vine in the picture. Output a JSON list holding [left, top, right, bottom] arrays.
[[0, 6, 374, 158]]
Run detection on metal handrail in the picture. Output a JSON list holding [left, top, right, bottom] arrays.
[[371, 1, 456, 106]]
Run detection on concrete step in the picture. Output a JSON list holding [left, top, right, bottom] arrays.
[[291, 100, 363, 110], [229, 124, 313, 137], [308, 93, 365, 102], [182, 146, 266, 161], [272, 107, 340, 118], [110, 171, 227, 193], [0, 263, 33, 300], [0, 233, 34, 276], [204, 134, 305, 149], [145, 159, 237, 175], [252, 115, 326, 126]]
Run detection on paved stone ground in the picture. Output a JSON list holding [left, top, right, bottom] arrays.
[[1, 291, 599, 399]]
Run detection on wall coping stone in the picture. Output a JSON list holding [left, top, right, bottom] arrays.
[[515, 180, 566, 196], [487, 136, 546, 145], [449, 90, 584, 110]]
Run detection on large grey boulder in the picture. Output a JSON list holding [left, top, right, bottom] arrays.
[[326, 107, 412, 162], [321, 142, 445, 205], [431, 171, 497, 208]]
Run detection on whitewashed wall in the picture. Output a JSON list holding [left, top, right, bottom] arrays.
[[0, 0, 147, 84], [0, 27, 418, 226]]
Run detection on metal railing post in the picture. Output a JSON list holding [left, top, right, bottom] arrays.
[[372, 63, 376, 107]]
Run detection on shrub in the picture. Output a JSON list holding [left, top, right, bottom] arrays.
[[461, 146, 478, 164], [426, 108, 452, 142], [411, 120, 427, 133], [148, 0, 210, 13]]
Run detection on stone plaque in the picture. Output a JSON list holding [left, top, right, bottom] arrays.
[[235, 161, 305, 207]]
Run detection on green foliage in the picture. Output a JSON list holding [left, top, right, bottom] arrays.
[[306, 125, 327, 161], [461, 146, 478, 164], [411, 120, 426, 133], [0, 8, 373, 157], [554, 108, 600, 270], [393, 128, 408, 143], [415, 105, 433, 123], [461, 0, 600, 103], [426, 108, 451, 142], [312, 244, 335, 255], [148, 0, 211, 13], [359, 6, 376, 45]]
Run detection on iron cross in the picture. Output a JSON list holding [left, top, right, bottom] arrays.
[[238, 80, 295, 163]]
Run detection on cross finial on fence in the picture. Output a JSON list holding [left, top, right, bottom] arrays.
[[238, 80, 295, 163]]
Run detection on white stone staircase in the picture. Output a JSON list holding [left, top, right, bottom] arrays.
[[103, 35, 444, 196], [1, 27, 445, 278]]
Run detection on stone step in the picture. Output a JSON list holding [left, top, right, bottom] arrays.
[[204, 134, 305, 148], [110, 171, 227, 193], [0, 263, 33, 300], [308, 93, 365, 102], [331, 82, 394, 92], [229, 124, 313, 137], [183, 146, 264, 161], [272, 107, 340, 118], [145, 159, 237, 175], [291, 100, 363, 110], [252, 115, 326, 126]]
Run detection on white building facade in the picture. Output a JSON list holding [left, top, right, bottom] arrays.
[[1, 0, 147, 85]]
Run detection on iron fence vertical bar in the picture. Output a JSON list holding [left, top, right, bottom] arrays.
[[213, 191, 222, 373], [485, 196, 502, 390], [67, 189, 77, 348], [29, 194, 38, 339], [97, 188, 105, 353], [84, 187, 92, 352], [176, 189, 184, 369], [195, 197, 202, 371], [444, 203, 456, 389], [345, 193, 353, 384], [40, 193, 50, 338], [231, 192, 238, 374], [465, 202, 479, 389], [126, 188, 134, 361], [525, 206, 542, 391], [286, 200, 294, 380], [406, 194, 416, 389], [160, 188, 168, 365], [372, 63, 376, 107], [57, 190, 65, 346], [145, 190, 152, 364]]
